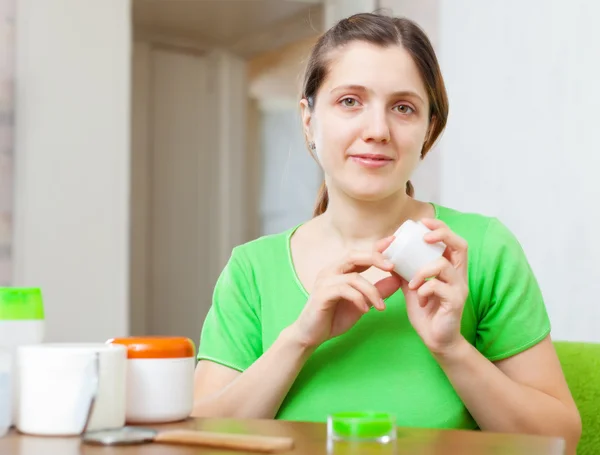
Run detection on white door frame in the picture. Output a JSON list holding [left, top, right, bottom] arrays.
[[129, 41, 248, 336]]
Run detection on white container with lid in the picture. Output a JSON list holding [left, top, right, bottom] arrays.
[[383, 220, 447, 282], [0, 348, 10, 437], [107, 336, 195, 424], [16, 342, 127, 436], [0, 288, 45, 428]]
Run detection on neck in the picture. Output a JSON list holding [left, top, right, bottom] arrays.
[[320, 185, 422, 249]]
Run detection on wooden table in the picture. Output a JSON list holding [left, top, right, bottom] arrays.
[[0, 417, 566, 454]]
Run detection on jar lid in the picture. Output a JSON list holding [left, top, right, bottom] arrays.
[[107, 336, 195, 359], [0, 288, 44, 320], [328, 412, 396, 440]]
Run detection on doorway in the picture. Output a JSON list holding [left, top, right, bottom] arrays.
[[129, 0, 324, 347]]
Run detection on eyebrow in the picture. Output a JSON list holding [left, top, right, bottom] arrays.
[[330, 84, 425, 104]]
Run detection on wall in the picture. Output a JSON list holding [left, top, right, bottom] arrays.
[[248, 36, 317, 104], [248, 0, 444, 236], [13, 0, 131, 342], [316, 0, 598, 342], [380, 0, 442, 203], [130, 34, 249, 341], [130, 41, 150, 336], [146, 47, 217, 344], [248, 35, 322, 235], [259, 108, 322, 235], [437, 0, 600, 342], [0, 0, 14, 286], [325, 0, 376, 24]]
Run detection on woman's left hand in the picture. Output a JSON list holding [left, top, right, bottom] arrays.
[[401, 218, 470, 356]]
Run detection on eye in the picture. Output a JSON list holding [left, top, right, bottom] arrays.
[[340, 97, 359, 108], [394, 104, 414, 114]]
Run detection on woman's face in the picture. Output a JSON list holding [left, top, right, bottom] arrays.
[[301, 41, 431, 202]]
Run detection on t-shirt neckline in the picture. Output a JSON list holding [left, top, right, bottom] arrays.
[[285, 202, 441, 300]]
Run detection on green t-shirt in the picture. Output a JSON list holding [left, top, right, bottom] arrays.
[[197, 203, 551, 429]]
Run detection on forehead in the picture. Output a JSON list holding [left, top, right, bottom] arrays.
[[319, 41, 427, 98]]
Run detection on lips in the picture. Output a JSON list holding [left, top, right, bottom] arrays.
[[350, 154, 394, 169], [350, 154, 393, 161]]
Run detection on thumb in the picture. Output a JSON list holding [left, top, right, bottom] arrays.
[[393, 272, 409, 292], [375, 274, 403, 299], [374, 235, 395, 253]]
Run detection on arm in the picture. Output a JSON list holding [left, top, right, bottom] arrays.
[[434, 336, 581, 455], [193, 238, 397, 419], [403, 217, 580, 454], [192, 326, 313, 419]]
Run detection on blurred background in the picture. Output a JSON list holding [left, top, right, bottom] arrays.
[[1, 0, 598, 347]]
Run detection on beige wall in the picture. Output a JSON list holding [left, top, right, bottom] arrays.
[[248, 35, 323, 236], [248, 36, 317, 106], [129, 41, 151, 336], [13, 0, 131, 341], [130, 37, 250, 341], [0, 0, 14, 286]]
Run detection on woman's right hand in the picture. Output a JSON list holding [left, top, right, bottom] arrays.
[[289, 236, 403, 350]]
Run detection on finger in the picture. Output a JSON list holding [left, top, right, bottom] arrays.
[[337, 250, 395, 275], [408, 256, 459, 290], [374, 235, 395, 253], [346, 273, 386, 311], [420, 218, 468, 254], [400, 280, 435, 309], [416, 278, 453, 302], [419, 217, 448, 231], [374, 274, 403, 300], [418, 293, 434, 308], [323, 283, 370, 313]]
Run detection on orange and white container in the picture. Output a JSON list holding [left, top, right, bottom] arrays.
[[107, 336, 195, 424]]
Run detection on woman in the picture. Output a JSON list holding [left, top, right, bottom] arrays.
[[192, 12, 581, 453]]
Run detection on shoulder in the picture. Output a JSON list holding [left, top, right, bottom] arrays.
[[213, 225, 301, 307], [432, 203, 531, 290], [433, 203, 539, 302], [433, 203, 493, 236], [433, 205, 550, 359], [432, 203, 518, 250], [227, 224, 300, 273]]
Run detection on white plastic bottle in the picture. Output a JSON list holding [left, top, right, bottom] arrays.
[[382, 220, 447, 282], [0, 347, 10, 437], [0, 288, 45, 431]]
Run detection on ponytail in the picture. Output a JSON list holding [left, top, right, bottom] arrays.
[[312, 180, 414, 217], [313, 181, 329, 217], [406, 180, 415, 197]]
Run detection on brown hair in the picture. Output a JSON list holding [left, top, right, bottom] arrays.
[[302, 12, 449, 217]]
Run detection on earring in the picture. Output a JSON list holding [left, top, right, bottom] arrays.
[[308, 141, 316, 151]]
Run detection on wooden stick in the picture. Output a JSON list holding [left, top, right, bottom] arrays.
[[153, 429, 295, 453]]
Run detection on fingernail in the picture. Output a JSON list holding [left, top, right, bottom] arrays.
[[380, 299, 386, 310], [384, 260, 394, 268], [408, 280, 416, 289]]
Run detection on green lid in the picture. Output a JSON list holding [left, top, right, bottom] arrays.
[[329, 412, 396, 440], [0, 288, 44, 320]]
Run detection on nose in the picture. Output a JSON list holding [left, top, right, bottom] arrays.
[[361, 107, 391, 144]]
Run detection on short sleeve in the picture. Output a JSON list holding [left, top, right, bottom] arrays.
[[196, 247, 262, 371], [473, 218, 551, 361]]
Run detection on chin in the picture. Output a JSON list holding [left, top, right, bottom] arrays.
[[345, 186, 398, 203]]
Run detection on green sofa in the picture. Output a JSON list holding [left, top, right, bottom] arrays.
[[554, 341, 600, 455]]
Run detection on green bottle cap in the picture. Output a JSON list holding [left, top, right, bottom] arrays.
[[328, 412, 396, 440], [0, 288, 44, 320]]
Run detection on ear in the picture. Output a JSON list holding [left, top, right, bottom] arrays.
[[300, 98, 313, 142]]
